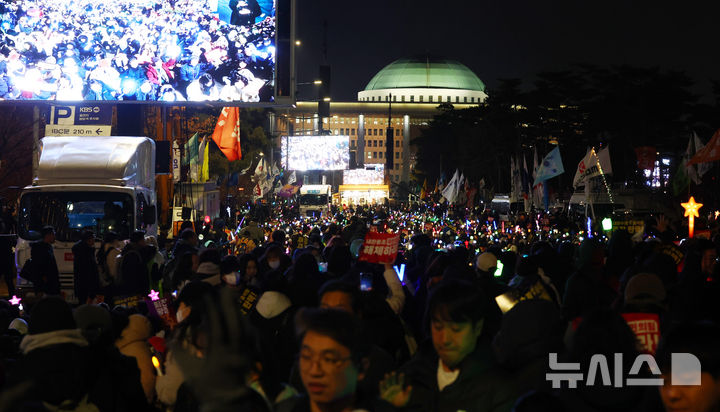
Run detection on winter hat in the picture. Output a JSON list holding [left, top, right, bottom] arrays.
[[74, 304, 112, 334], [625, 272, 666, 305], [29, 296, 76, 334], [8, 318, 28, 335], [476, 252, 498, 272]]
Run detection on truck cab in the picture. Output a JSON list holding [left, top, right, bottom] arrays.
[[298, 184, 331, 218], [15, 136, 157, 299]]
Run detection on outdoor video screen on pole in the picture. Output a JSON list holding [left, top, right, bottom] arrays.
[[281, 135, 350, 171], [0, 0, 276, 102]]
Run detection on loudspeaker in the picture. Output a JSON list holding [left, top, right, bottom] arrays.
[[155, 141, 170, 174]]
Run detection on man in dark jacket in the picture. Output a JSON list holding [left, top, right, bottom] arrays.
[[31, 226, 60, 295], [72, 230, 100, 304], [118, 231, 154, 297], [380, 279, 517, 412]]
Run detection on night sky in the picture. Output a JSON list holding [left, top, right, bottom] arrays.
[[294, 0, 720, 102]]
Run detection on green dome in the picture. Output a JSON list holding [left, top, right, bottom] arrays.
[[364, 56, 485, 92]]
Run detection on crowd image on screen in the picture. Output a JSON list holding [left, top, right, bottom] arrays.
[[281, 135, 351, 171], [0, 0, 275, 101]]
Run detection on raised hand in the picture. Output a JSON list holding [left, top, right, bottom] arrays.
[[379, 371, 412, 408]]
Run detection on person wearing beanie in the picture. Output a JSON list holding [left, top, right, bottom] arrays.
[[16, 296, 94, 409], [474, 252, 508, 299], [115, 313, 156, 403], [8, 318, 28, 335]]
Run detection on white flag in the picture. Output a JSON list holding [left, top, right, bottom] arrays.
[[288, 171, 297, 185], [441, 169, 460, 203], [254, 157, 266, 177], [694, 132, 712, 179], [573, 146, 612, 188]]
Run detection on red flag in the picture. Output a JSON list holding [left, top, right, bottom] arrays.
[[688, 128, 720, 166], [211, 107, 242, 161], [634, 146, 656, 171]]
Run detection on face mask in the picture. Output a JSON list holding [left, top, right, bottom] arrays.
[[223, 272, 239, 285], [268, 260, 280, 270]]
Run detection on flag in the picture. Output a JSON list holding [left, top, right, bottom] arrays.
[[254, 156, 267, 177], [441, 169, 461, 203], [420, 178, 428, 199], [198, 136, 210, 182], [672, 160, 690, 196], [573, 146, 612, 188], [692, 131, 712, 180], [185, 133, 199, 182], [635, 146, 656, 171], [211, 107, 242, 161], [172, 140, 180, 183], [533, 147, 564, 186], [532, 148, 543, 208], [288, 171, 297, 185], [510, 156, 520, 203], [688, 128, 720, 166], [432, 179, 439, 194], [521, 155, 531, 212]]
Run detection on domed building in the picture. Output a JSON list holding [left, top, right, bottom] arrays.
[[273, 56, 486, 202], [358, 56, 488, 104]]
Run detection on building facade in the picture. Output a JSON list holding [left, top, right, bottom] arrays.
[[272, 56, 487, 198]]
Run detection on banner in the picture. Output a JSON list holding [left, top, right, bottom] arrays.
[[211, 107, 242, 161], [358, 232, 401, 263]]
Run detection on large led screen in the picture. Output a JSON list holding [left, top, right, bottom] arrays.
[[343, 164, 384, 184], [0, 0, 276, 102], [281, 135, 349, 171]]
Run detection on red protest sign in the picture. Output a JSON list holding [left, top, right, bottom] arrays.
[[622, 312, 660, 354], [358, 232, 400, 263], [145, 297, 177, 329]]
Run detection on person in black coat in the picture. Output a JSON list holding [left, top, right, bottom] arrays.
[[72, 230, 100, 305], [117, 231, 154, 297], [30, 226, 60, 295]]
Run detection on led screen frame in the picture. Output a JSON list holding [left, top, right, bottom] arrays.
[[0, 0, 294, 105], [281, 135, 350, 171]]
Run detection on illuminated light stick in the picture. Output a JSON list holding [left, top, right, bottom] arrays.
[[681, 196, 703, 238], [9, 295, 21, 305], [148, 290, 160, 301], [152, 355, 164, 376]]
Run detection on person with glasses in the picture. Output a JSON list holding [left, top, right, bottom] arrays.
[[276, 308, 394, 412]]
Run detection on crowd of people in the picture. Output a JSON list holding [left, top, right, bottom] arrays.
[[1, 202, 720, 412], [282, 136, 351, 171], [0, 0, 274, 101]]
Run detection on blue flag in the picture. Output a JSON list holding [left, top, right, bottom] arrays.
[[533, 146, 565, 186]]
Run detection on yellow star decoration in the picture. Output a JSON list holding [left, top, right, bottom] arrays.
[[682, 196, 703, 218]]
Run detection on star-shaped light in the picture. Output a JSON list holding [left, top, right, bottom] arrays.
[[148, 290, 160, 301], [682, 197, 703, 218], [9, 295, 21, 305]]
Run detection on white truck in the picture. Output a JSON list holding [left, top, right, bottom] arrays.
[[15, 136, 157, 298], [298, 184, 332, 217]]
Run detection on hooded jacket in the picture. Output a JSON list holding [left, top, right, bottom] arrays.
[[115, 314, 155, 402], [399, 340, 517, 412]]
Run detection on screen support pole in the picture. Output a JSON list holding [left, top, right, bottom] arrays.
[[32, 105, 40, 178]]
